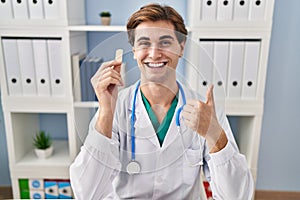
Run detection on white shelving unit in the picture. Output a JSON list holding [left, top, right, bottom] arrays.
[[186, 0, 275, 189], [0, 0, 274, 198], [0, 0, 86, 198]]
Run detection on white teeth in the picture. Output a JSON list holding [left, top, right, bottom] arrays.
[[147, 62, 164, 68]]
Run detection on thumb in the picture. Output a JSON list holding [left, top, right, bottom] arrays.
[[206, 85, 215, 106], [113, 62, 123, 74]]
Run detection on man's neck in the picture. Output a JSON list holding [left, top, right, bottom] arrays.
[[140, 80, 178, 108]]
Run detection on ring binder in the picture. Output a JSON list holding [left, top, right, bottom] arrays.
[[28, 0, 44, 19], [17, 39, 37, 96], [32, 39, 51, 96], [0, 0, 14, 20], [228, 41, 245, 98], [12, 0, 29, 19], [2, 39, 23, 96], [47, 39, 64, 96]]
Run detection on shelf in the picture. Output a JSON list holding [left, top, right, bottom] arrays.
[[11, 140, 72, 178], [68, 25, 126, 32], [2, 96, 73, 112], [15, 140, 70, 167], [225, 99, 264, 116], [74, 101, 99, 108], [188, 21, 273, 32]]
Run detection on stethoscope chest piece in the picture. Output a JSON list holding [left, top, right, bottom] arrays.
[[127, 161, 141, 175]]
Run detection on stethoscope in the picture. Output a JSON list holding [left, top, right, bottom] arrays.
[[126, 80, 187, 175]]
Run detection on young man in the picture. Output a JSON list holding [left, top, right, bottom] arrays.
[[70, 4, 253, 199]]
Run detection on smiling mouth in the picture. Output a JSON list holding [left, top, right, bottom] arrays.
[[145, 62, 168, 68]]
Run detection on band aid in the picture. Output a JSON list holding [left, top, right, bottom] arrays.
[[115, 49, 123, 62]]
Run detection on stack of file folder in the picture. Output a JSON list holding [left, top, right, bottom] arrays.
[[200, 0, 266, 21], [198, 39, 261, 99], [2, 37, 64, 97], [0, 0, 61, 20]]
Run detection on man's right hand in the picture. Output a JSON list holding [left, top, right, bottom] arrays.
[[90, 60, 123, 137]]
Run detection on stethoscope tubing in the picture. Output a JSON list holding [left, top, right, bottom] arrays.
[[131, 81, 141, 161]]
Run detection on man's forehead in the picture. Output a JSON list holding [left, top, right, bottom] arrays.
[[134, 27, 176, 40]]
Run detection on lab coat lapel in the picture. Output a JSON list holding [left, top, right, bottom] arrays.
[[128, 85, 161, 148], [162, 86, 188, 149]]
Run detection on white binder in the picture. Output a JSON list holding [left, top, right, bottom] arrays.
[[43, 0, 60, 19], [80, 58, 88, 101], [217, 0, 234, 21], [2, 39, 22, 96], [242, 41, 261, 98], [17, 39, 37, 96], [233, 0, 250, 20], [250, 0, 266, 20], [201, 0, 217, 20], [12, 0, 29, 19], [32, 39, 51, 96], [213, 41, 229, 99], [28, 0, 44, 19], [71, 53, 86, 102], [199, 41, 214, 96], [47, 39, 64, 96], [0, 0, 14, 20], [228, 41, 245, 98], [86, 57, 94, 101]]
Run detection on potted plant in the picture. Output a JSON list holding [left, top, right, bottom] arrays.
[[33, 131, 53, 159], [99, 11, 111, 25]]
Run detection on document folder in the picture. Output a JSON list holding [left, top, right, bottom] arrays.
[[0, 0, 14, 20], [17, 39, 37, 96], [233, 0, 250, 20], [32, 39, 51, 96], [79, 58, 88, 101], [71, 53, 86, 102], [217, 0, 234, 21], [2, 39, 23, 96], [47, 39, 64, 96], [213, 41, 229, 99], [201, 0, 217, 20], [28, 0, 44, 19], [43, 0, 60, 19], [250, 0, 266, 20], [228, 41, 244, 98], [199, 41, 214, 96], [12, 0, 29, 19], [242, 41, 261, 98]]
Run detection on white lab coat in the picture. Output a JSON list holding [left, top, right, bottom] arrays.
[[70, 82, 254, 200]]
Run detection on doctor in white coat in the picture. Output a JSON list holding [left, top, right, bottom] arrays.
[[70, 3, 254, 200]]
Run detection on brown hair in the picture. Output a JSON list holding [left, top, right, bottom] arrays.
[[126, 4, 187, 46]]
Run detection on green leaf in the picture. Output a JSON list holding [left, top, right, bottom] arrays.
[[33, 131, 52, 150]]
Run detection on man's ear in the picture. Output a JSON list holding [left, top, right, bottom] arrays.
[[132, 47, 136, 59], [179, 41, 186, 57]]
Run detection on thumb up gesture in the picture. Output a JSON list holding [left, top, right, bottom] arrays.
[[182, 85, 228, 153]]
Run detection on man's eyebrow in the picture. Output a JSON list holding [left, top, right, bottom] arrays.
[[159, 35, 175, 40], [136, 37, 150, 42]]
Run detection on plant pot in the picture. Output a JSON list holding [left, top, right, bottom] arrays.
[[101, 17, 111, 25], [34, 145, 53, 159]]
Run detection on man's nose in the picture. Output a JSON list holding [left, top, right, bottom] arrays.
[[148, 46, 162, 59]]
